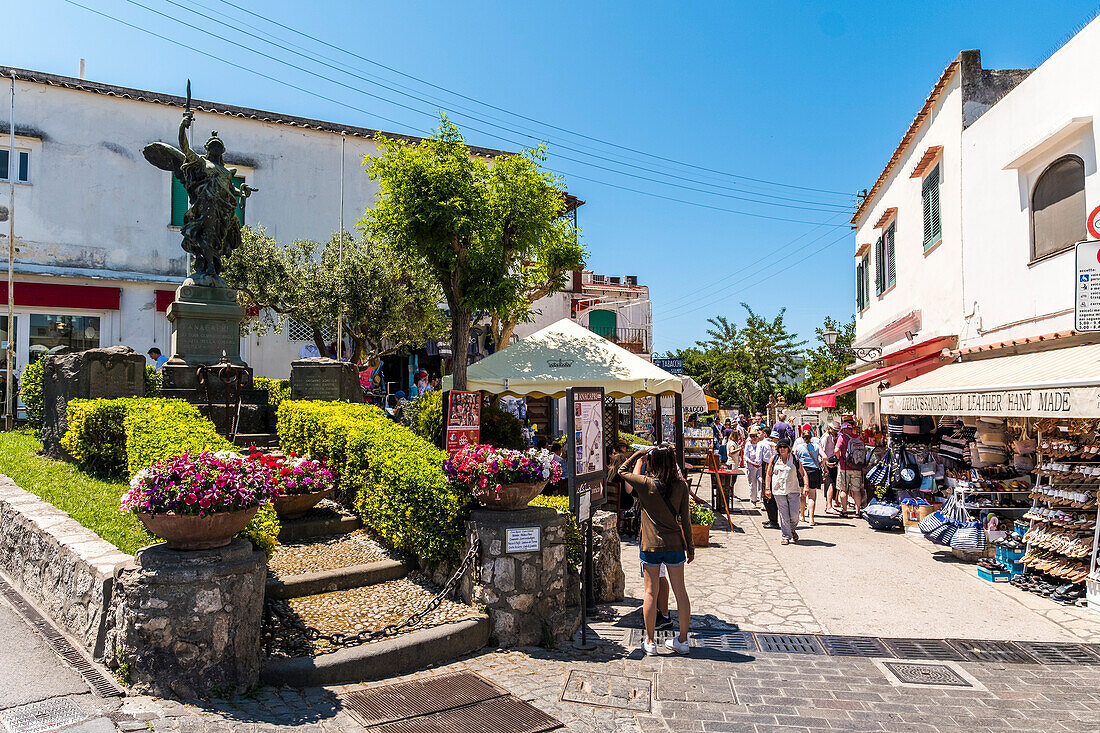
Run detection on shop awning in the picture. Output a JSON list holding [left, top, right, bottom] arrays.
[[442, 318, 682, 398], [805, 352, 948, 409], [879, 343, 1100, 418], [679, 376, 709, 413]]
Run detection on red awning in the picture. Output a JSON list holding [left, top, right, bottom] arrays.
[[0, 281, 120, 310], [155, 289, 175, 313], [805, 352, 948, 409]]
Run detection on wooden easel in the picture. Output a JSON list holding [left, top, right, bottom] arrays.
[[705, 451, 735, 529]]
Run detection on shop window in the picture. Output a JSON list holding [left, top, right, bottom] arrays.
[[0, 149, 30, 183], [28, 315, 100, 362], [171, 173, 246, 227], [1031, 155, 1085, 260], [922, 164, 941, 249]]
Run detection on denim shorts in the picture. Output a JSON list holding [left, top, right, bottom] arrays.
[[640, 549, 686, 567]]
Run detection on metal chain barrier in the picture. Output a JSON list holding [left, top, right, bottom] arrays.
[[263, 533, 480, 653]]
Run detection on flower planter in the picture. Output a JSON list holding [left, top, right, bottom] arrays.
[[272, 489, 332, 520], [137, 506, 259, 550], [691, 522, 712, 548], [478, 480, 548, 511]]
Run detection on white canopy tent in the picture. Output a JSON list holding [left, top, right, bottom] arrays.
[[444, 319, 683, 398]]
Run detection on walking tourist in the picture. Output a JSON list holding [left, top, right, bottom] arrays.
[[764, 439, 808, 544], [822, 421, 840, 512], [744, 429, 763, 508], [794, 424, 823, 526], [759, 430, 779, 528], [618, 444, 693, 655], [773, 412, 795, 443], [707, 417, 725, 463], [835, 422, 868, 518], [725, 421, 745, 469]]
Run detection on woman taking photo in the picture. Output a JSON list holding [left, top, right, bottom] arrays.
[[619, 443, 694, 655]]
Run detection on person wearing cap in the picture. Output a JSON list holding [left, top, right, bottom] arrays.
[[822, 421, 841, 513], [764, 438, 808, 544], [794, 425, 823, 526], [758, 430, 780, 528]]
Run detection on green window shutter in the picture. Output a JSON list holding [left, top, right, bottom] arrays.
[[922, 165, 941, 249], [874, 236, 884, 294], [0, 149, 8, 181], [172, 174, 246, 226], [886, 224, 897, 287], [855, 262, 865, 310], [171, 173, 188, 226]]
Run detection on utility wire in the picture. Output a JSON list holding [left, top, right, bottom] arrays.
[[127, 0, 854, 214], [61, 0, 853, 227], [210, 0, 855, 198], [188, 0, 855, 209]]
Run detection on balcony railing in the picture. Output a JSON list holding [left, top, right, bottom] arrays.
[[587, 324, 649, 354]]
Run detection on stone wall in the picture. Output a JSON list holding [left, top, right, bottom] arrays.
[[592, 510, 625, 603], [0, 476, 133, 659]]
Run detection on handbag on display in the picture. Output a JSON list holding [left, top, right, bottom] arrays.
[[918, 415, 936, 434], [926, 521, 958, 546], [887, 415, 905, 436], [918, 493, 956, 534], [902, 416, 921, 435], [866, 449, 893, 488], [949, 520, 986, 553], [893, 445, 923, 491]]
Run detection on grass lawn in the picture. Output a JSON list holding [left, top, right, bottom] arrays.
[[0, 429, 153, 554]]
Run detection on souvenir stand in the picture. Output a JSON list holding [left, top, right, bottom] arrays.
[[671, 376, 711, 470], [879, 343, 1100, 610]]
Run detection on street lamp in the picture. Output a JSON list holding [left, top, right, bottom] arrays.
[[822, 327, 882, 362]]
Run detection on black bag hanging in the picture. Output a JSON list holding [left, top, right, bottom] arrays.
[[893, 444, 923, 490]]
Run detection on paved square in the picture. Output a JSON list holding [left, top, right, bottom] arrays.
[[559, 669, 652, 712], [655, 673, 736, 702]]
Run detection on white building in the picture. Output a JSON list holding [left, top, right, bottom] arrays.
[[818, 19, 1100, 423], [0, 66, 599, 391]]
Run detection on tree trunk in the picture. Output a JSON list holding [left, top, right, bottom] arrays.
[[311, 327, 328, 357], [450, 309, 471, 391]]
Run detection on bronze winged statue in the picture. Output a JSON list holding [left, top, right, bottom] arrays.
[[143, 86, 256, 288]]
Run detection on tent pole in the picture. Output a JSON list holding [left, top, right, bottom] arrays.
[[675, 393, 684, 473]]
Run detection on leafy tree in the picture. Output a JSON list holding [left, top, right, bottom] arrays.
[[673, 304, 805, 413], [362, 118, 578, 389], [224, 226, 445, 363], [800, 316, 857, 413]]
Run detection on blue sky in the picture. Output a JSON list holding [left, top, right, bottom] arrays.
[[7, 1, 1100, 353]]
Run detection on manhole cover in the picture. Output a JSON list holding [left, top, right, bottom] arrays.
[[560, 670, 651, 711], [1, 698, 87, 733], [881, 638, 965, 661], [881, 661, 972, 687], [1015, 642, 1100, 665], [370, 696, 561, 733], [342, 672, 504, 727], [755, 634, 823, 654], [946, 639, 1037, 665], [819, 636, 892, 658], [655, 674, 736, 703]]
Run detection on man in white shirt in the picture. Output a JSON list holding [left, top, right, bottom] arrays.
[[298, 342, 322, 359], [821, 420, 840, 513], [758, 430, 778, 529]]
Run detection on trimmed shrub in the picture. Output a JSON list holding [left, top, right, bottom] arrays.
[[60, 397, 279, 555], [254, 377, 291, 409], [144, 365, 163, 397], [20, 359, 45, 435], [619, 431, 653, 447], [480, 402, 526, 450], [278, 400, 469, 565], [528, 494, 582, 567], [401, 390, 443, 445]]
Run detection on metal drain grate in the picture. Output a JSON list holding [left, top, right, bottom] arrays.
[[1, 698, 87, 733], [1014, 642, 1100, 665], [946, 639, 1038, 665], [692, 630, 756, 652], [754, 634, 823, 655], [0, 573, 123, 698], [819, 636, 892, 658], [881, 661, 971, 687], [370, 696, 561, 733], [880, 638, 966, 661], [342, 672, 504, 728]]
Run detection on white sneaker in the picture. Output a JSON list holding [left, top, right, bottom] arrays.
[[664, 636, 690, 655], [642, 640, 658, 655]]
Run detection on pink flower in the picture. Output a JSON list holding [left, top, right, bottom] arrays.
[[184, 493, 198, 505]]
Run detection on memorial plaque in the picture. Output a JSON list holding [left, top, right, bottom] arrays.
[[290, 358, 363, 402], [504, 526, 541, 553]]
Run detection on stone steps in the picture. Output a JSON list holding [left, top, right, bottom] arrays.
[[266, 558, 412, 600], [276, 503, 362, 543], [234, 432, 279, 448]]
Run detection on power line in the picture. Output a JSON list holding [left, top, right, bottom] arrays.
[[210, 0, 855, 199], [128, 0, 855, 214], [60, 0, 854, 226]]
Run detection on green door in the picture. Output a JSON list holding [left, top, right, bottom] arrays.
[[588, 310, 617, 339]]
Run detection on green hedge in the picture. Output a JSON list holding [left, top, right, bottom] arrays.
[[20, 360, 44, 435], [278, 400, 469, 566], [60, 397, 279, 555], [528, 494, 582, 567], [144, 365, 162, 397], [254, 377, 291, 409], [619, 431, 653, 447]]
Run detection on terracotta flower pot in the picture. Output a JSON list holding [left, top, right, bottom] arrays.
[[691, 522, 712, 548], [478, 480, 549, 511], [137, 506, 259, 550], [272, 489, 332, 520]]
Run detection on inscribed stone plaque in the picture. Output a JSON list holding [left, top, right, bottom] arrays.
[[505, 526, 541, 553], [560, 670, 651, 711], [290, 358, 363, 402]]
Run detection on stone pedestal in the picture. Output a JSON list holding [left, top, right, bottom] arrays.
[[165, 283, 245, 368], [461, 507, 575, 646], [592, 510, 625, 603], [290, 357, 363, 402], [106, 539, 266, 698], [42, 346, 146, 458]]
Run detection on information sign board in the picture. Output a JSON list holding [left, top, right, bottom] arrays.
[[444, 390, 481, 454], [577, 489, 591, 523], [505, 526, 541, 553], [567, 386, 606, 513], [1075, 240, 1100, 332], [654, 357, 683, 375]]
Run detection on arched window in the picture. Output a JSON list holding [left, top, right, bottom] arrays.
[[1031, 155, 1085, 260]]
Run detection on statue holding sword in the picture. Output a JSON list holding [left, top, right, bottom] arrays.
[[143, 80, 257, 287]]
